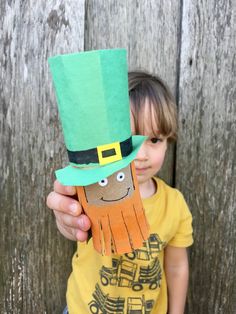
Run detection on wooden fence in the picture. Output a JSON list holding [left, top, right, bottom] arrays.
[[1, 1, 235, 313]]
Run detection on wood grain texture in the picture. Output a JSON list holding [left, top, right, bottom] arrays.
[[176, 1, 236, 313], [85, 0, 181, 185], [1, 0, 235, 313], [0, 1, 85, 313]]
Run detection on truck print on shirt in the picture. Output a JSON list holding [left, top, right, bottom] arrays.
[[100, 257, 161, 291], [125, 234, 166, 261], [88, 233, 164, 313], [89, 284, 154, 314]]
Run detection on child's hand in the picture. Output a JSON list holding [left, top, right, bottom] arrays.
[[46, 180, 91, 241]]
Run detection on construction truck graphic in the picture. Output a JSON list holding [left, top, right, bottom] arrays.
[[89, 284, 154, 314], [89, 283, 125, 313], [127, 296, 154, 313], [100, 257, 161, 291], [125, 233, 166, 261]]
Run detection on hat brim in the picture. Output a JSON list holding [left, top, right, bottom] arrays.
[[55, 135, 146, 186]]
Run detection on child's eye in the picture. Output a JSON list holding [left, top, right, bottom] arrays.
[[150, 137, 161, 144]]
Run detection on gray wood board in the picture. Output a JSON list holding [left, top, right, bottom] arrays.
[[0, 1, 85, 313], [85, 0, 181, 185], [176, 1, 236, 313]]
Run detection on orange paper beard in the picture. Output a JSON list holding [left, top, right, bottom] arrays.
[[76, 162, 149, 255]]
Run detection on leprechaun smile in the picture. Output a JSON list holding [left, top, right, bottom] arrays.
[[101, 188, 130, 202]]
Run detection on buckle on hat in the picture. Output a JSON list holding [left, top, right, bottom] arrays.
[[97, 142, 122, 165]]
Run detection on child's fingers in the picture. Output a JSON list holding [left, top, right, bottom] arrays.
[[55, 219, 78, 241], [47, 191, 82, 216], [78, 214, 91, 231], [47, 181, 92, 242], [75, 229, 89, 242], [53, 180, 76, 196], [55, 212, 90, 231], [55, 214, 90, 242]]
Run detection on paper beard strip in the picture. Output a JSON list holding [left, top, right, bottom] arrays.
[[76, 162, 150, 255]]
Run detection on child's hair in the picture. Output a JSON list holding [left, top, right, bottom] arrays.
[[128, 71, 177, 142]]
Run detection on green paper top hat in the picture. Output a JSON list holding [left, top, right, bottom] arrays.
[[48, 49, 145, 186]]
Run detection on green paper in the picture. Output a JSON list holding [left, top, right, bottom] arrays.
[[49, 49, 145, 186], [49, 49, 130, 151], [56, 136, 146, 186]]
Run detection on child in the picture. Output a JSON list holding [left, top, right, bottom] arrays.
[[47, 71, 193, 314]]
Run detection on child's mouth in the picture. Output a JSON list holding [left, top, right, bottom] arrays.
[[135, 167, 149, 174]]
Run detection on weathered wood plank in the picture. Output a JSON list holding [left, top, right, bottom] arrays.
[[85, 0, 181, 185], [177, 1, 236, 313], [0, 1, 85, 313], [2, 1, 235, 313]]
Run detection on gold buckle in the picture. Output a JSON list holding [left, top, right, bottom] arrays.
[[97, 142, 122, 165]]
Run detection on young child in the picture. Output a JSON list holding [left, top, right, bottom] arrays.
[[47, 71, 193, 314]]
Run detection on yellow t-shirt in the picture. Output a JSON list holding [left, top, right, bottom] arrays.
[[66, 177, 193, 314]]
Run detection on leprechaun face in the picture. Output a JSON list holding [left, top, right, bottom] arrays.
[[84, 165, 134, 205], [76, 162, 149, 255]]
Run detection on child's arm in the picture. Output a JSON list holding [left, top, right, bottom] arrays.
[[164, 246, 189, 314], [46, 180, 91, 241]]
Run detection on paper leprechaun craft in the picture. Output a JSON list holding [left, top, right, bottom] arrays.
[[48, 49, 149, 255]]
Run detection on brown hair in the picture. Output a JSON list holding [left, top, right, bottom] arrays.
[[128, 71, 177, 142]]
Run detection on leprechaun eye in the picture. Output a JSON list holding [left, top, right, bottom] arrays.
[[117, 172, 125, 182], [98, 178, 108, 187]]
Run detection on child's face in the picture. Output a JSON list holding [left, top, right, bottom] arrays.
[[131, 102, 167, 186]]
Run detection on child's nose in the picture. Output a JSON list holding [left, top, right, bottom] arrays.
[[136, 143, 148, 161]]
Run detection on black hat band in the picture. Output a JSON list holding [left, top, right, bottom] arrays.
[[67, 137, 132, 165]]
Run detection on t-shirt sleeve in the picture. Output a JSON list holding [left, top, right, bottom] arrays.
[[168, 191, 193, 247]]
